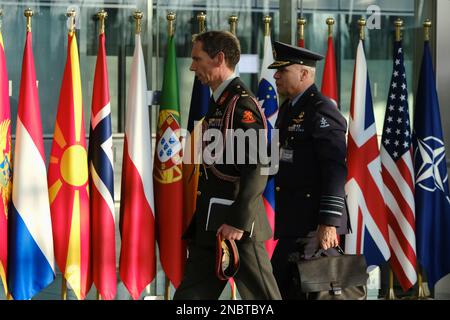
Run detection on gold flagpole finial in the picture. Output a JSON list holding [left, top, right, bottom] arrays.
[[263, 15, 271, 37], [66, 9, 76, 33], [394, 18, 403, 42], [97, 9, 107, 35], [24, 8, 33, 32], [167, 12, 176, 37], [228, 15, 238, 35], [297, 17, 307, 42], [197, 12, 206, 33], [358, 18, 366, 40], [424, 19, 432, 41], [133, 11, 143, 35], [326, 17, 334, 37]]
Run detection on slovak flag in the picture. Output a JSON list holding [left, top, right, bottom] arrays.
[[8, 30, 55, 300], [345, 39, 391, 267], [256, 34, 278, 258]]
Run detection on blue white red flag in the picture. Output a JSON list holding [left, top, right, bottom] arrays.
[[8, 31, 55, 300], [88, 32, 116, 300], [345, 40, 390, 266], [380, 40, 416, 291], [256, 33, 278, 258]]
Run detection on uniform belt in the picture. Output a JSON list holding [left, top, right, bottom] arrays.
[[215, 234, 240, 280]]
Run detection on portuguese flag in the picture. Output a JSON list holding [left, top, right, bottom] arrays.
[[154, 34, 186, 288]]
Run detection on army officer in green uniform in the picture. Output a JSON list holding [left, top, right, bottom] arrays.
[[173, 31, 281, 300], [269, 41, 349, 299]]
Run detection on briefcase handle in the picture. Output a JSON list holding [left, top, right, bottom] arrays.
[[312, 245, 345, 258]]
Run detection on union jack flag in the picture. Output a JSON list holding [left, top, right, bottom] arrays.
[[345, 40, 390, 266], [380, 40, 416, 291]]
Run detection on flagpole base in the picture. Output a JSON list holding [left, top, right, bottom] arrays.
[[384, 288, 397, 300]]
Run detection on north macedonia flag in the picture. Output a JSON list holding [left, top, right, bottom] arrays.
[[48, 31, 91, 300]]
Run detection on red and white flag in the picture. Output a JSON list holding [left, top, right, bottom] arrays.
[[380, 40, 416, 290], [345, 40, 391, 267], [119, 34, 155, 299]]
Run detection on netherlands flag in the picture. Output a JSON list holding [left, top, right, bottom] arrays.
[[8, 31, 55, 300], [345, 39, 391, 266], [256, 33, 278, 258]]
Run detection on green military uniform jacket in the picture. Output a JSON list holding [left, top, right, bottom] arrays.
[[183, 77, 272, 246]]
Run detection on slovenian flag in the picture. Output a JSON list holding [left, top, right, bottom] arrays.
[[256, 33, 278, 258]]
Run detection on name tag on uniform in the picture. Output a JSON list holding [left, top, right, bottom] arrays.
[[288, 124, 304, 132], [280, 147, 294, 163]]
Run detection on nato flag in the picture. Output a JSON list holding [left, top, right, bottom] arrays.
[[413, 40, 450, 289]]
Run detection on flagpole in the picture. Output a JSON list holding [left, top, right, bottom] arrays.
[[358, 17, 366, 41], [382, 18, 405, 302], [416, 268, 430, 299], [162, 11, 177, 301], [406, 20, 432, 302], [197, 12, 206, 33], [97, 9, 107, 36], [61, 278, 67, 300], [94, 9, 108, 301], [263, 15, 271, 37], [297, 17, 306, 47], [423, 18, 432, 42], [326, 17, 334, 38], [67, 8, 76, 34], [0, 8, 15, 300], [227, 13, 239, 301], [385, 269, 397, 300], [59, 9, 77, 301], [228, 15, 238, 35]]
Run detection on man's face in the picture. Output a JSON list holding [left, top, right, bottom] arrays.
[[273, 64, 306, 98], [190, 41, 218, 86]]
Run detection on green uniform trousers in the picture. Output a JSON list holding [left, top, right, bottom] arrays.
[[173, 239, 281, 300]]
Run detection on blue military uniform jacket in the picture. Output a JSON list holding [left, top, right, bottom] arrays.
[[183, 77, 273, 245], [274, 84, 349, 238]]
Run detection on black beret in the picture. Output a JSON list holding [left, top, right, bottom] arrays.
[[268, 41, 324, 69]]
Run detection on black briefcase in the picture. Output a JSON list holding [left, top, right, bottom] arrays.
[[289, 246, 369, 300]]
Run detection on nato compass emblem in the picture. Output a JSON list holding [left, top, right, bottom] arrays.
[[414, 136, 450, 203]]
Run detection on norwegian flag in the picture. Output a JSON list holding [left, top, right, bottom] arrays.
[[88, 32, 117, 299], [380, 40, 416, 291], [345, 40, 391, 266]]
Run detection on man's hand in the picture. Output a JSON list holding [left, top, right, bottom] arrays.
[[217, 224, 244, 241], [317, 225, 338, 250]]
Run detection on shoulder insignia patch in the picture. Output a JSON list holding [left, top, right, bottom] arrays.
[[319, 117, 330, 128], [241, 110, 256, 124], [292, 111, 305, 124]]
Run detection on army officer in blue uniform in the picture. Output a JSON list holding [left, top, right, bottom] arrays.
[[268, 41, 349, 299]]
